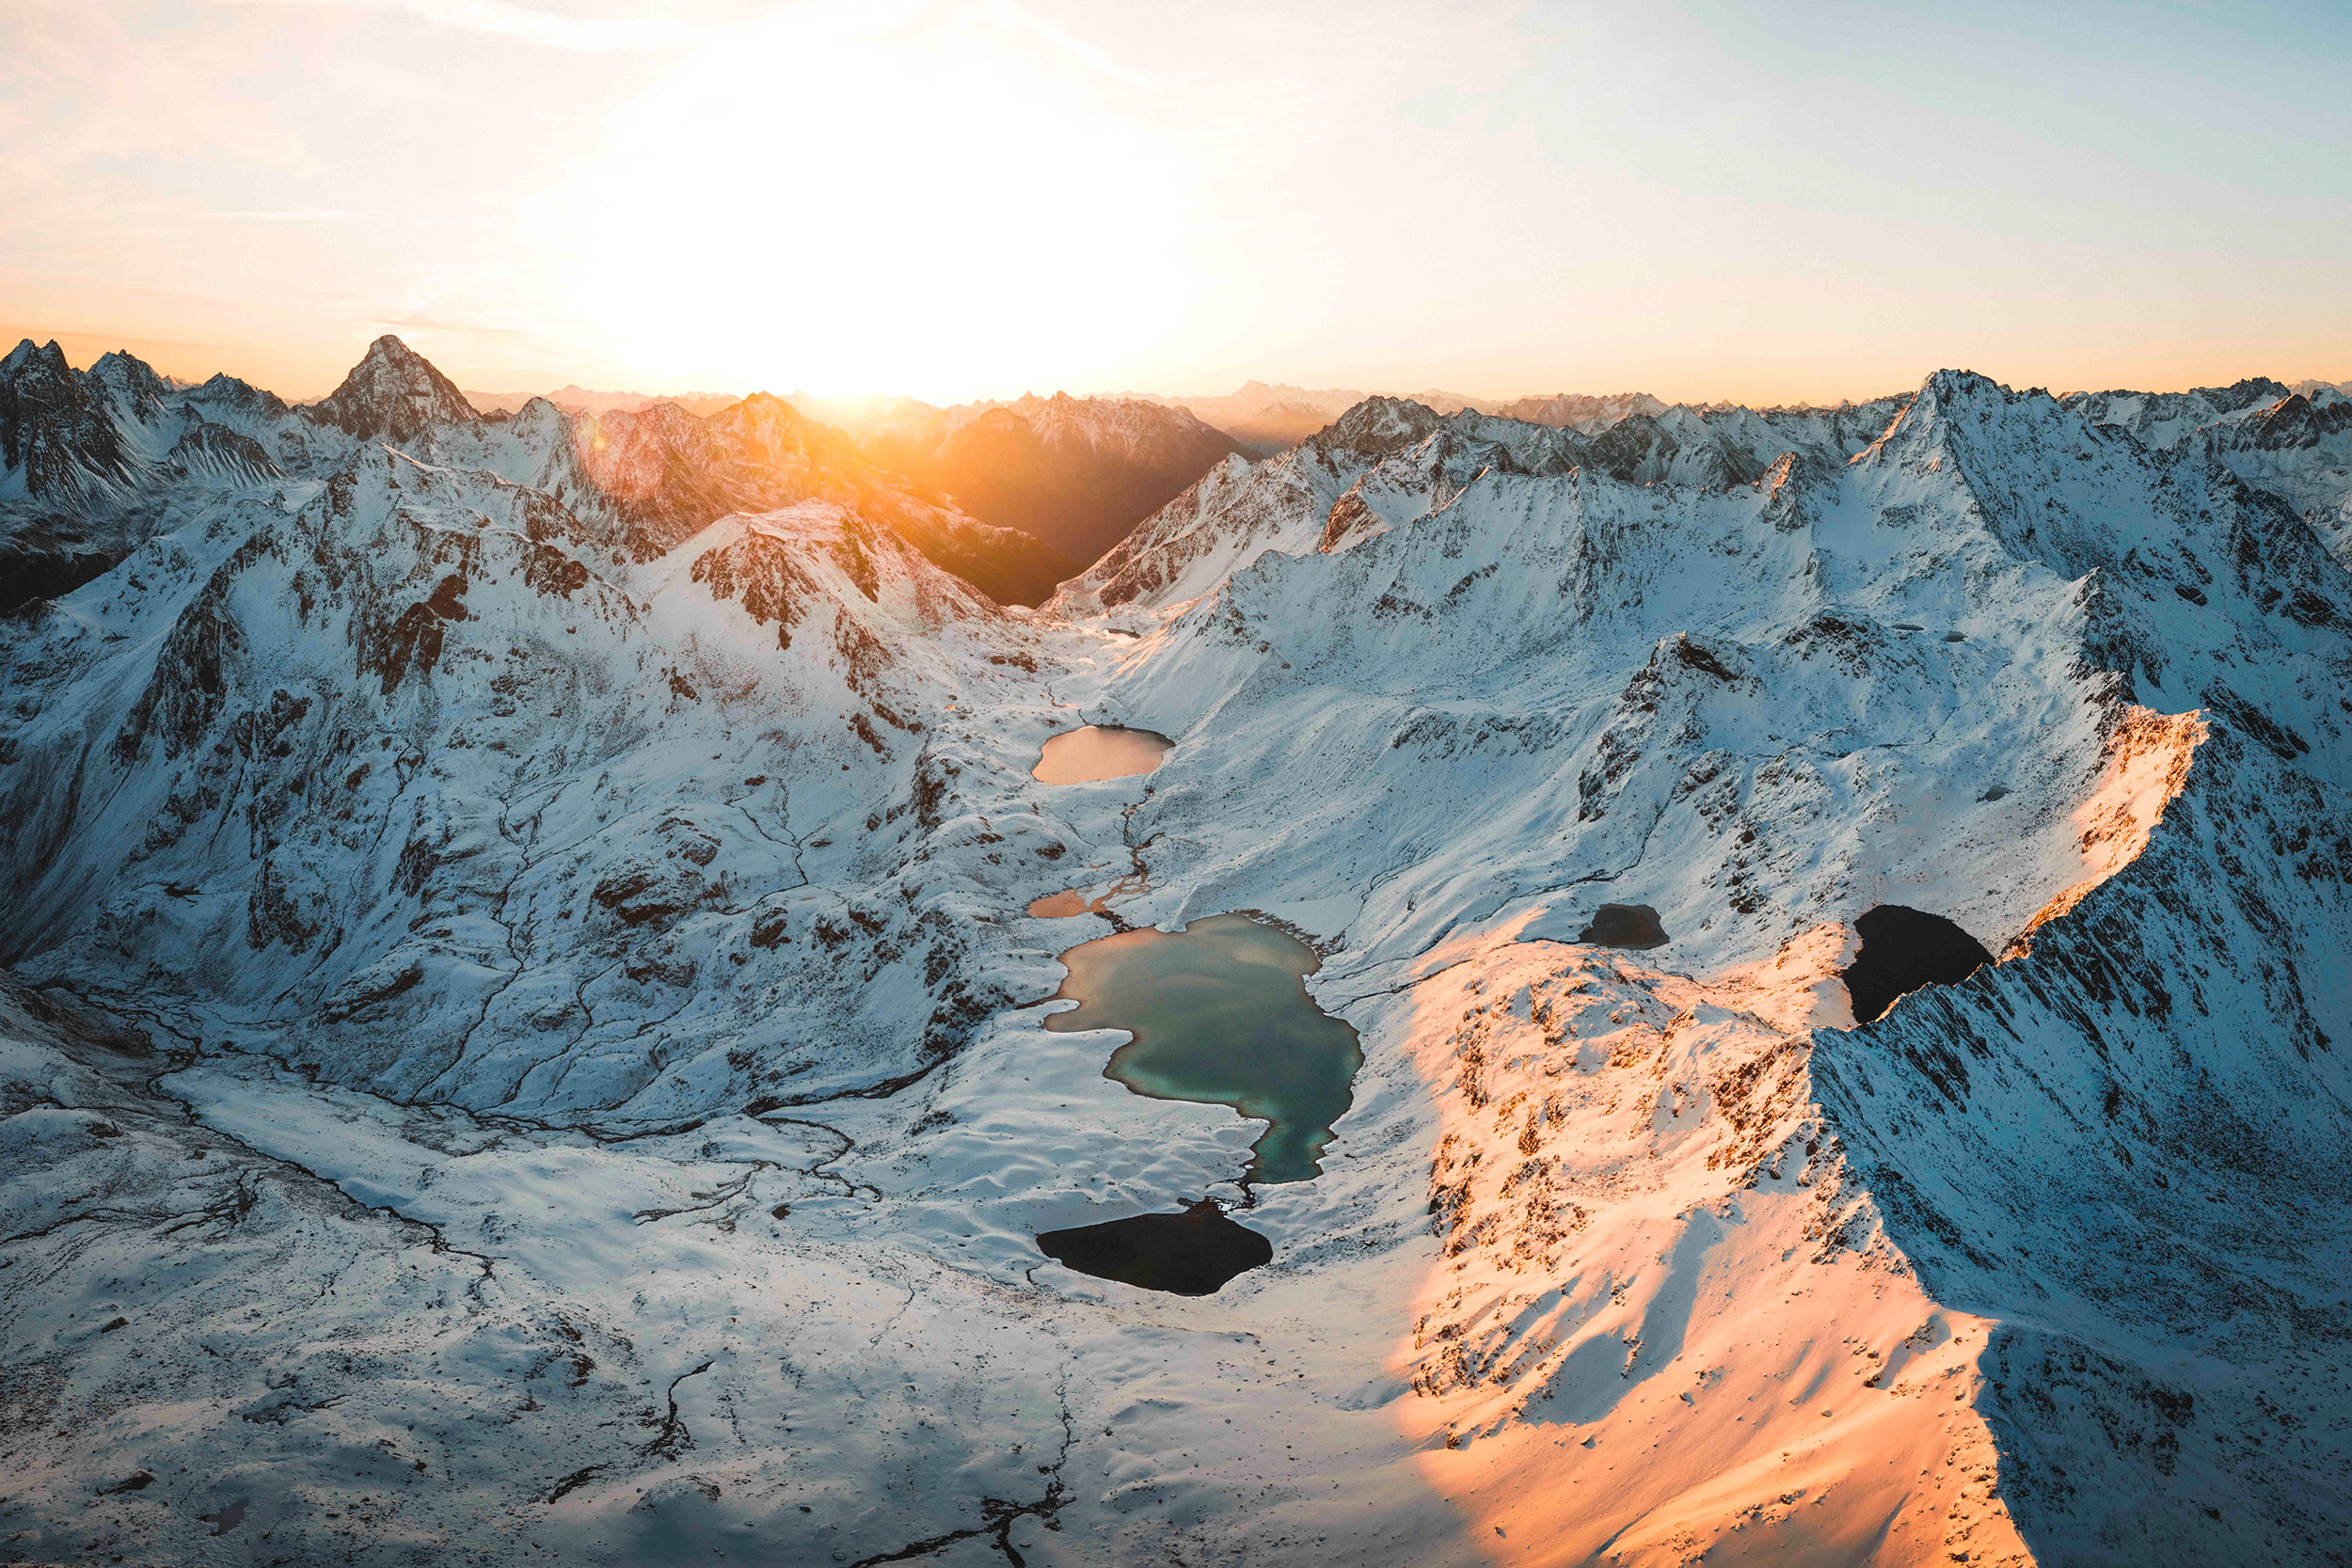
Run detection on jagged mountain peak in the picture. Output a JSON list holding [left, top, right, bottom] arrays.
[[1, 338, 74, 387], [188, 371, 291, 418], [306, 333, 481, 444], [1867, 368, 2076, 458], [87, 349, 167, 392], [1309, 394, 1447, 457], [86, 349, 172, 420]]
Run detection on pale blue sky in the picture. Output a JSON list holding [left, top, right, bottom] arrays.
[[3, 0, 2344, 401]]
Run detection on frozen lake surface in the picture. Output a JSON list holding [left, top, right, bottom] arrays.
[[1044, 913, 1361, 1184], [1030, 723, 1172, 784]]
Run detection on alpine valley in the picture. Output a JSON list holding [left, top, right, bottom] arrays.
[[3, 333, 2349, 1568]]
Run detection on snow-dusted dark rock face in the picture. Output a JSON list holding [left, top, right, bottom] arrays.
[[3, 352, 2349, 1566], [308, 333, 485, 445]]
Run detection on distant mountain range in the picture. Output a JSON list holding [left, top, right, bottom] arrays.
[[1121, 382, 1684, 452], [462, 384, 743, 420], [822, 392, 1248, 566]]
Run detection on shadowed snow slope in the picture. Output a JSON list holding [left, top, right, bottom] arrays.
[[1, 363, 2347, 1566]]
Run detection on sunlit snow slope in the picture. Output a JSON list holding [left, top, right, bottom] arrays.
[[1, 352, 2347, 1567]]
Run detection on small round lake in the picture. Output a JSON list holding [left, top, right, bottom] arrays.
[[1036, 1201, 1273, 1295], [1044, 913, 1361, 1184], [1031, 724, 1172, 784]]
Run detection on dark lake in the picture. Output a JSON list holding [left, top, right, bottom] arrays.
[[1044, 913, 1361, 1184], [1031, 724, 1172, 784], [1036, 1200, 1273, 1295], [1841, 905, 1994, 1023]]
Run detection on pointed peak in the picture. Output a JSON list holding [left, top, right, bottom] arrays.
[[1, 338, 72, 381], [87, 350, 173, 409], [1311, 395, 1445, 457], [309, 334, 479, 444], [1883, 370, 2053, 443], [1915, 368, 2012, 405]]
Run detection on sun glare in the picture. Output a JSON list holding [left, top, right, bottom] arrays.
[[535, 11, 1195, 399]]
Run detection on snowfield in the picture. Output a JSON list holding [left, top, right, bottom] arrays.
[[2, 338, 2348, 1565]]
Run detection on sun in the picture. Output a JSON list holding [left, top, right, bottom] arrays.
[[534, 10, 1198, 400]]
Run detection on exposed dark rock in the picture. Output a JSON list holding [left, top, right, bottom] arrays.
[[0, 548, 125, 612]]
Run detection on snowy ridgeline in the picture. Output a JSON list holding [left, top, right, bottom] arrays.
[[1, 341, 2350, 1566]]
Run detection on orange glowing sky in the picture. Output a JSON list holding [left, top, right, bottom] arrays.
[[5, 0, 2348, 404]]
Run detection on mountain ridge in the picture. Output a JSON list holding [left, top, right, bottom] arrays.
[[0, 334, 1074, 610]]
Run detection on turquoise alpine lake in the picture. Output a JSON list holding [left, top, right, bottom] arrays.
[[1044, 913, 1362, 1183]]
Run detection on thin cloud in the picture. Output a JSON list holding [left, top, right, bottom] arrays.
[[370, 314, 545, 342], [207, 0, 710, 52], [975, 0, 1144, 84], [200, 209, 389, 220]]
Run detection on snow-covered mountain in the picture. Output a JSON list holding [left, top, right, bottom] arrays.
[[1134, 385, 1676, 454], [2064, 377, 2352, 563], [0, 335, 1072, 608], [1056, 391, 1913, 615], [3, 349, 2349, 1566]]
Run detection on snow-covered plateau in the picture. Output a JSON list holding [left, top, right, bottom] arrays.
[[2, 336, 2349, 1566]]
